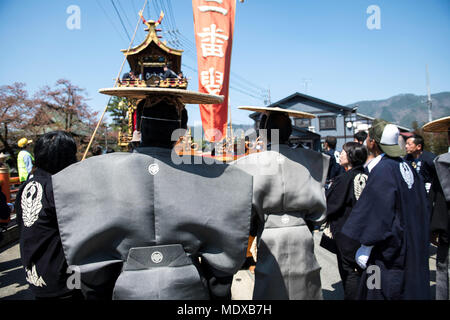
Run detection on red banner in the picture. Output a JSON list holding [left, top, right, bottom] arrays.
[[192, 0, 236, 142]]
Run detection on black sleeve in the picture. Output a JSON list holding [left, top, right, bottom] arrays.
[[430, 179, 449, 244], [326, 153, 335, 181], [197, 258, 233, 300], [325, 174, 349, 220], [0, 185, 11, 222]]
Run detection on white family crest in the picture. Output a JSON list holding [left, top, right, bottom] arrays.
[[148, 163, 159, 176], [25, 264, 47, 287], [151, 251, 163, 264], [399, 162, 414, 189], [21, 181, 43, 227], [354, 173, 368, 201]]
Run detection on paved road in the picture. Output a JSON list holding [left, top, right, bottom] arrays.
[[0, 231, 437, 300]]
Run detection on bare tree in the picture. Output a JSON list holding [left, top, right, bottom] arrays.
[[36, 79, 98, 132], [0, 82, 36, 156]]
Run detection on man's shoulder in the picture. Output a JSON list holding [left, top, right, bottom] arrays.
[[421, 150, 437, 162], [371, 156, 401, 173]]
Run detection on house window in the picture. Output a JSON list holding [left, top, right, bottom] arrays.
[[294, 118, 311, 128], [319, 116, 336, 130]]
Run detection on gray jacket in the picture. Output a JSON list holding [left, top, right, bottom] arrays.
[[232, 144, 329, 299], [52, 147, 253, 299]]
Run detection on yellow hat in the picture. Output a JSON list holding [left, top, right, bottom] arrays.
[[18, 138, 32, 148]]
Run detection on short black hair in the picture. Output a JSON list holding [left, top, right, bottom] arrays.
[[325, 136, 337, 149], [139, 99, 188, 148], [408, 134, 425, 150], [259, 112, 292, 144], [92, 145, 103, 156], [354, 131, 368, 144], [34, 131, 77, 174], [343, 141, 368, 168]]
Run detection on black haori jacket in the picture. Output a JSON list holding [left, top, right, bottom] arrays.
[[15, 168, 74, 298]]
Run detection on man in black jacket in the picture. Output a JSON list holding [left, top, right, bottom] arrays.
[[404, 134, 437, 192], [323, 136, 344, 186], [15, 131, 83, 300]]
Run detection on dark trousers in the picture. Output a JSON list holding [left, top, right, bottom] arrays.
[[335, 232, 362, 300]]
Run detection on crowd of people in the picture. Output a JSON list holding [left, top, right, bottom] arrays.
[[321, 121, 449, 300], [1, 89, 449, 300]]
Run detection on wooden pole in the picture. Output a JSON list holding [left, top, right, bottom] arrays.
[[82, 0, 148, 160]]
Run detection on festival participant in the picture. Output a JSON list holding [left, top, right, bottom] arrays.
[[323, 136, 344, 186], [342, 119, 430, 300], [51, 91, 253, 300], [353, 131, 367, 145], [404, 134, 437, 193], [233, 106, 329, 300], [16, 137, 34, 183], [15, 131, 83, 300], [423, 116, 450, 300], [323, 142, 368, 299]]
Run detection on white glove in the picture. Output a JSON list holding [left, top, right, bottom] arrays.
[[355, 245, 373, 269]]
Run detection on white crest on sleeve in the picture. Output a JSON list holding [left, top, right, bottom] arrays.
[[21, 181, 43, 227], [25, 264, 47, 287], [353, 173, 368, 200], [399, 162, 414, 189]]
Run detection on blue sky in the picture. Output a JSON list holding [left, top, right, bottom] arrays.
[[0, 0, 449, 126]]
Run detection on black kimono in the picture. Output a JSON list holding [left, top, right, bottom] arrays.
[[325, 166, 367, 299], [15, 168, 81, 299], [342, 156, 430, 300]]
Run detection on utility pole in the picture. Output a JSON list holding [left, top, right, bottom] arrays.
[[302, 78, 312, 95], [426, 64, 432, 123], [264, 88, 271, 105]]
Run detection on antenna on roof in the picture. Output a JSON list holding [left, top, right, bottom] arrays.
[[426, 64, 432, 122], [302, 78, 312, 95]]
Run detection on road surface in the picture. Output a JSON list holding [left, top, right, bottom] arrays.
[[0, 231, 437, 300]]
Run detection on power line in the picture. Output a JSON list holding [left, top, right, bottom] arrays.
[[110, 0, 132, 42], [116, 0, 134, 33], [95, 0, 128, 44], [131, 0, 145, 41], [182, 63, 265, 102]]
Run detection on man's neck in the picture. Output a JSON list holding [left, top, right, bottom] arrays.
[[411, 151, 422, 159]]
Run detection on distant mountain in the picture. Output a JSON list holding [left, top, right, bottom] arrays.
[[347, 92, 450, 129]]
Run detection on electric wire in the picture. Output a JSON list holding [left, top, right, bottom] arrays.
[[110, 0, 132, 42]]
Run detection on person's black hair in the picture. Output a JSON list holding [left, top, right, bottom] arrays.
[[342, 141, 368, 168], [138, 99, 188, 148], [325, 136, 337, 149], [92, 145, 103, 156], [354, 131, 368, 144], [408, 134, 425, 150], [34, 131, 77, 175], [259, 112, 292, 144]]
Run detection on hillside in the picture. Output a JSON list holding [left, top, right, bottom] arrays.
[[348, 92, 450, 129]]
